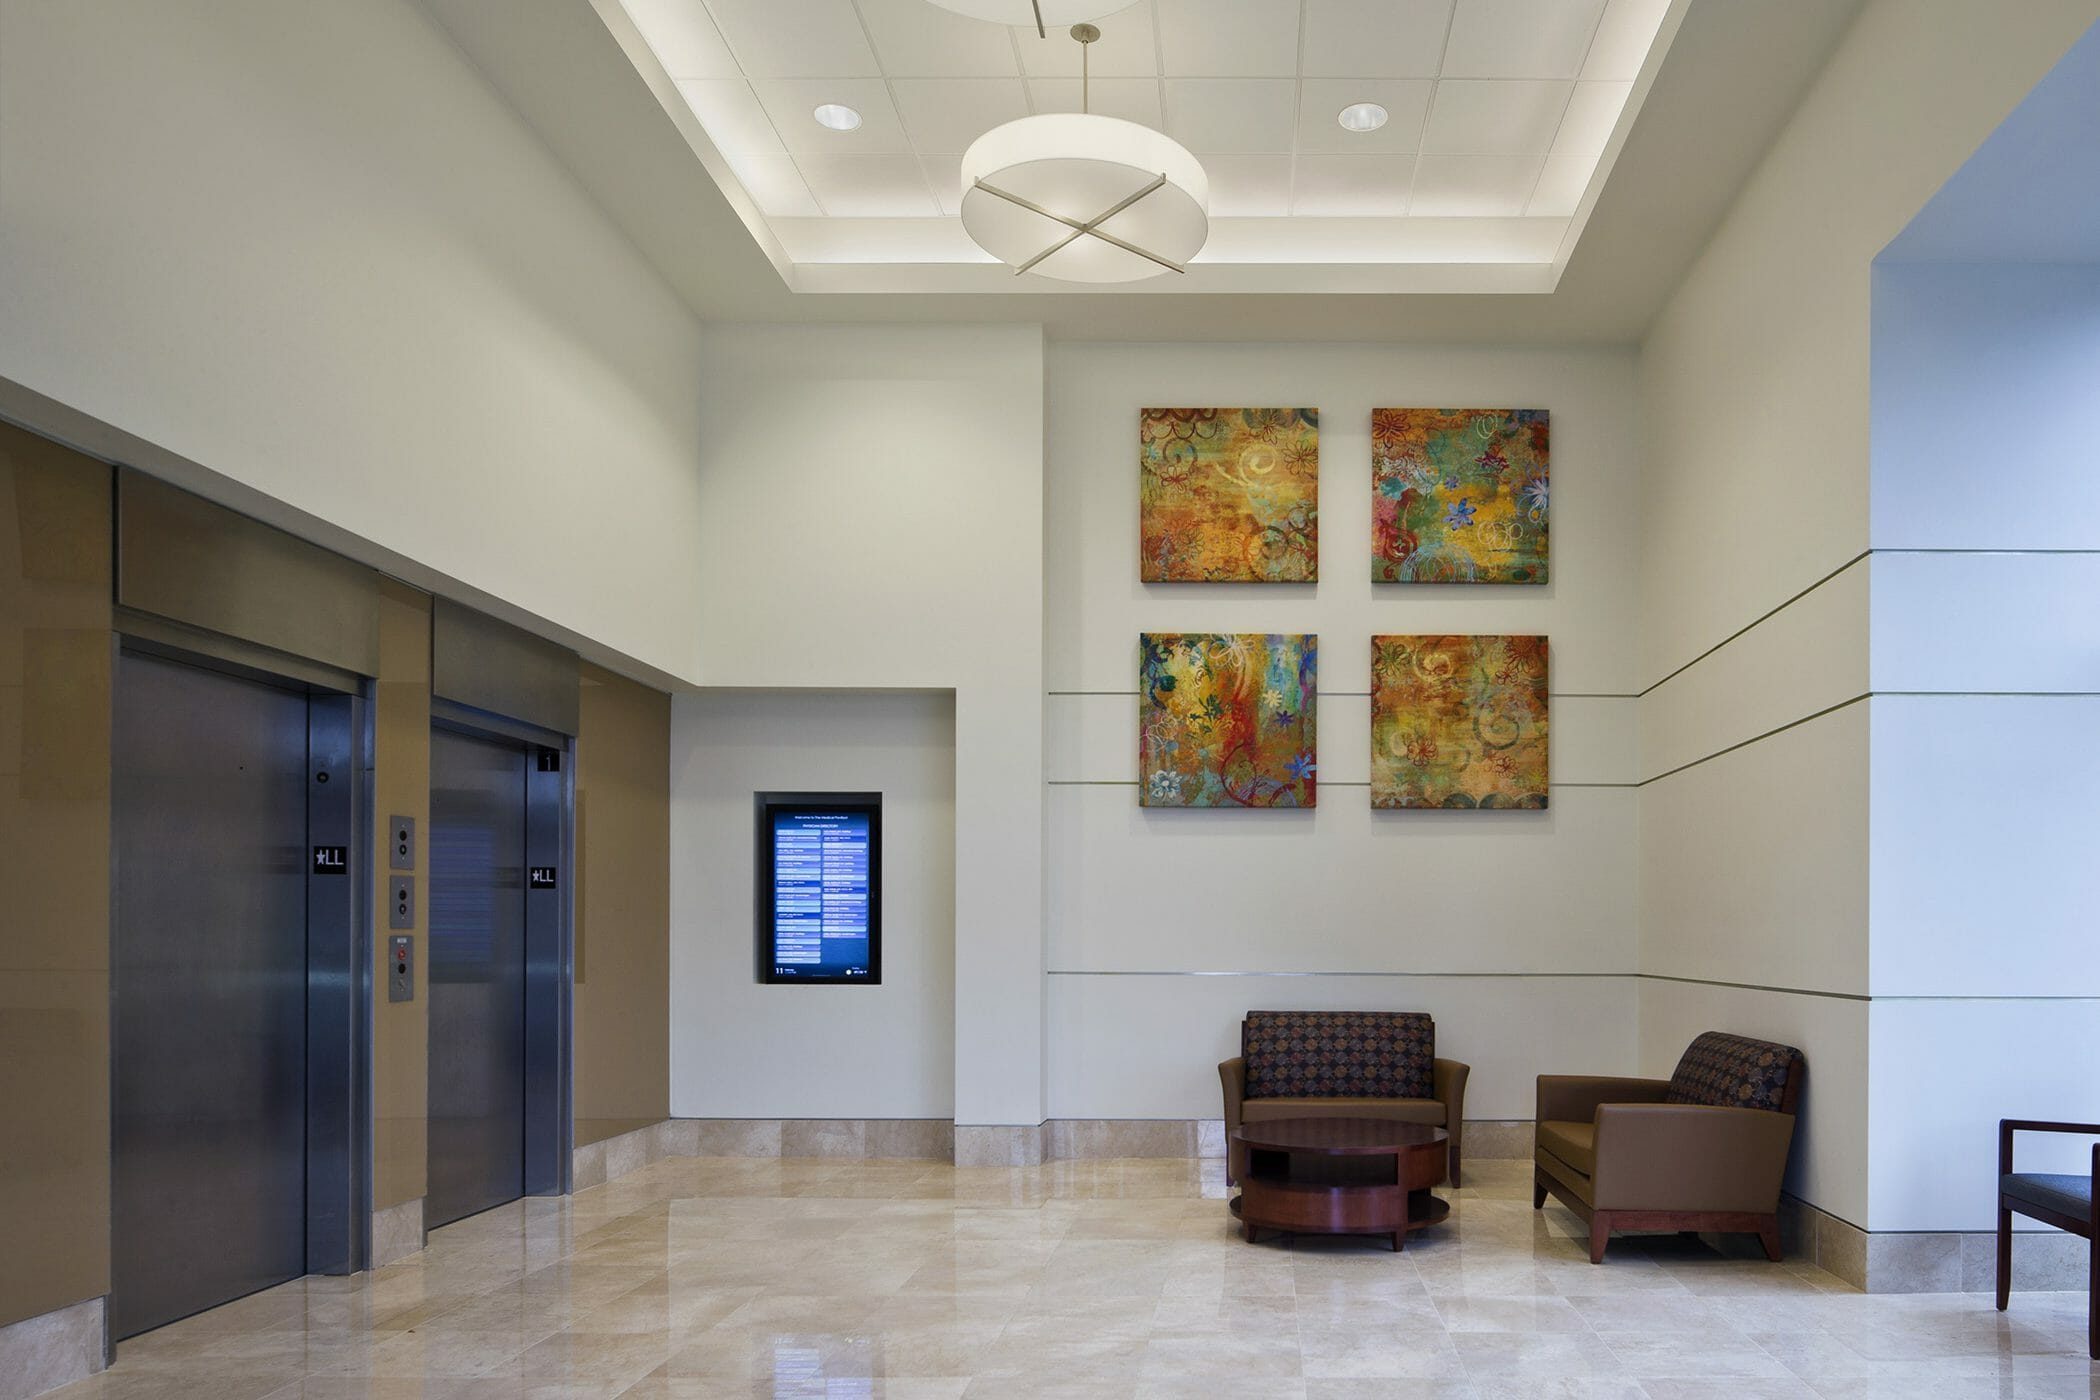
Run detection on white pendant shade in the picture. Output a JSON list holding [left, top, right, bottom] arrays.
[[925, 0, 1137, 26], [960, 114, 1209, 283]]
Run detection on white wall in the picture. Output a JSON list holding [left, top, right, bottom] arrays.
[[669, 691, 955, 1118], [1863, 259, 2100, 1231], [1045, 341, 1643, 1122], [0, 0, 708, 681], [681, 324, 1045, 1126], [1634, 0, 2100, 1229]]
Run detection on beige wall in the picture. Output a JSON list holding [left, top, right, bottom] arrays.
[[372, 583, 432, 1211], [1635, 0, 2100, 1228], [0, 422, 112, 1327], [574, 663, 670, 1145]]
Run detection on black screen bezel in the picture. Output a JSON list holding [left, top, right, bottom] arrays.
[[754, 791, 883, 986]]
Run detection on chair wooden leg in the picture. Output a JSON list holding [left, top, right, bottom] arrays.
[[1449, 1146, 1462, 1189], [2087, 1228, 2096, 1360], [1589, 1211, 1611, 1264], [1996, 1201, 2012, 1311], [1757, 1218, 1782, 1263], [1532, 1172, 1547, 1209]]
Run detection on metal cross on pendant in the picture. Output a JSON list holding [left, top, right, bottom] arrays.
[[971, 173, 1188, 276]]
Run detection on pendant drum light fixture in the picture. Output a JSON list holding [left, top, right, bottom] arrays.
[[959, 23, 1209, 283]]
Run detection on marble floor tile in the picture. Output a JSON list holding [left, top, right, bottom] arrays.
[[41, 1154, 2096, 1400]]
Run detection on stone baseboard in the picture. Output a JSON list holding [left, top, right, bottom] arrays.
[[1781, 1194, 2088, 1293], [0, 1295, 105, 1400], [565, 1116, 1539, 1175], [370, 1197, 424, 1268]]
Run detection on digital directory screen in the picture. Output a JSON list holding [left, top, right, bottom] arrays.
[[757, 795, 881, 984]]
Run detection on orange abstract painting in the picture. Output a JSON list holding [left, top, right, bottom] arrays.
[[1371, 635, 1548, 809], [1372, 408, 1548, 584], [1141, 408, 1318, 582]]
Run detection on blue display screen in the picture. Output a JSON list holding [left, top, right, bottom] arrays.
[[768, 809, 875, 980]]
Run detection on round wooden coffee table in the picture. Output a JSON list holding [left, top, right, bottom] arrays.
[[1229, 1118, 1451, 1251]]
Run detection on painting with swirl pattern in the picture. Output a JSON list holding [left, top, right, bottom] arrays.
[[1372, 408, 1548, 583], [1370, 635, 1548, 809], [1141, 408, 1318, 582], [1140, 633, 1317, 808]]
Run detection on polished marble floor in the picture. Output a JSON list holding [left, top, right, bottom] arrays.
[[52, 1156, 2098, 1400]]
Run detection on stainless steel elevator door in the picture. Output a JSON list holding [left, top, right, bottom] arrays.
[[112, 651, 310, 1340], [427, 727, 529, 1228]]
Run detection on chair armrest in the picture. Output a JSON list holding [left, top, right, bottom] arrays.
[[1591, 1104, 1796, 1212], [1537, 1075, 1669, 1125], [1999, 1117, 2100, 1176], [1435, 1058, 1470, 1165], [1219, 1057, 1246, 1135]]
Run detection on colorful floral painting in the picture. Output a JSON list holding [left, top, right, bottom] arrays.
[[1372, 408, 1548, 584], [1140, 633, 1316, 808], [1370, 635, 1548, 809], [1141, 408, 1319, 582]]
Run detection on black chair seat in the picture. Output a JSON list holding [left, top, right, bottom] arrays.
[[2003, 1172, 2096, 1229]]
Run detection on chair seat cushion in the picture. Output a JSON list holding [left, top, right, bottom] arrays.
[[1240, 1097, 1445, 1126], [1537, 1119, 1595, 1177], [2002, 1172, 2095, 1226]]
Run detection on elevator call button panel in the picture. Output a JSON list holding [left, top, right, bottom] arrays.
[[388, 875, 414, 930], [389, 815, 415, 871], [388, 935, 414, 1003]]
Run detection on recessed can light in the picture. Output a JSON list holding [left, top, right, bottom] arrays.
[[1337, 102, 1389, 133], [812, 103, 863, 132]]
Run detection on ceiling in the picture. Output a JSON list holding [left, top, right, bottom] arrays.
[[608, 0, 1675, 291], [421, 0, 1864, 340]]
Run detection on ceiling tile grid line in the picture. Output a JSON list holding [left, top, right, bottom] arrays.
[[623, 0, 1670, 260], [849, 0, 946, 217]]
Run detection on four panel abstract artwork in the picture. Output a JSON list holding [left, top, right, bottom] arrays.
[[1132, 407, 1554, 812], [1140, 408, 1319, 583], [1370, 635, 1549, 809], [1372, 408, 1550, 584], [1139, 633, 1317, 809]]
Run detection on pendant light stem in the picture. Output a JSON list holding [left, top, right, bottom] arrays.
[[1070, 22, 1100, 114]]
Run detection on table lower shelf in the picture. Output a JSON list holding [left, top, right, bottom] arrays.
[[1230, 1180, 1450, 1249]]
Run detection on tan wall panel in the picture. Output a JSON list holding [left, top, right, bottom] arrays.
[[572, 662, 669, 1145], [0, 422, 113, 1327], [372, 580, 431, 1211], [117, 470, 380, 677]]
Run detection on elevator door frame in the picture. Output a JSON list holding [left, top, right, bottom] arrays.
[[431, 701, 573, 1204], [109, 634, 374, 1339]]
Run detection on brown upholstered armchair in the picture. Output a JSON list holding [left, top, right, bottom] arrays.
[[1219, 1010, 1469, 1187], [1534, 1031, 1805, 1263]]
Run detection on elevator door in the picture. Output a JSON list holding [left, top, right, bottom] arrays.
[[112, 651, 310, 1340], [427, 727, 529, 1227]]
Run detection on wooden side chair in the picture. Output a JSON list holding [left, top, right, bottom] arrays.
[[1996, 1118, 2098, 1359]]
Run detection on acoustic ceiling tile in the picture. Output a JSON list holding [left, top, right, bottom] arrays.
[[1164, 78, 1300, 153], [1409, 152, 1546, 216], [1156, 0, 1302, 78], [1300, 0, 1454, 79], [705, 0, 881, 77], [1421, 78, 1573, 155], [1441, 0, 1606, 79], [1291, 154, 1418, 217], [890, 77, 1031, 151]]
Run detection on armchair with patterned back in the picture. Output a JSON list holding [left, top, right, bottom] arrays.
[[1534, 1030, 1806, 1263], [1218, 1010, 1470, 1187]]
